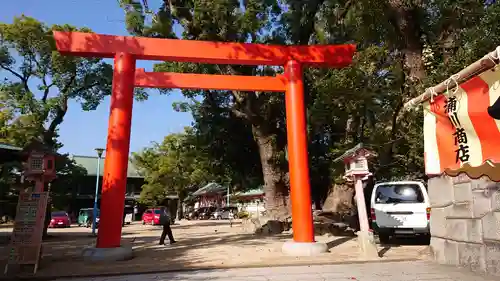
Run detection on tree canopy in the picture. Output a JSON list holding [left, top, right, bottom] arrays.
[[132, 127, 212, 206], [0, 16, 115, 148], [123, 0, 500, 214], [0, 16, 114, 213]]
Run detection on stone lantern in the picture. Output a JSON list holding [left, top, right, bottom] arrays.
[[335, 143, 378, 258], [22, 140, 57, 192], [338, 144, 375, 182]]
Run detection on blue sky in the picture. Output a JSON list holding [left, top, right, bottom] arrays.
[[0, 0, 193, 156]]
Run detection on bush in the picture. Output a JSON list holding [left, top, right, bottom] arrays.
[[237, 211, 249, 219]]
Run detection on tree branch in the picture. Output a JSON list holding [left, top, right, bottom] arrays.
[[41, 74, 105, 146], [336, 0, 354, 23], [295, 0, 326, 44], [41, 80, 56, 103], [230, 105, 248, 119], [0, 64, 32, 95], [71, 80, 102, 96], [39, 74, 76, 123], [44, 95, 69, 147], [61, 74, 77, 95], [0, 64, 24, 82]]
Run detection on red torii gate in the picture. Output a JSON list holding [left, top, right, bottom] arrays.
[[53, 31, 355, 252]]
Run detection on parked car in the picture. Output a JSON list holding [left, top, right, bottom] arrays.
[[185, 208, 202, 220], [142, 208, 176, 225], [370, 181, 431, 244], [142, 208, 162, 225], [78, 208, 100, 228], [198, 206, 217, 220], [185, 207, 212, 220], [212, 206, 238, 220], [49, 211, 71, 228], [184, 209, 194, 220], [212, 208, 223, 220]]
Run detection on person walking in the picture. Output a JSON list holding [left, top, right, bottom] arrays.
[[159, 206, 176, 245], [228, 208, 234, 227]]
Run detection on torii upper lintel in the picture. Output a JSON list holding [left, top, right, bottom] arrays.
[[53, 31, 355, 67]]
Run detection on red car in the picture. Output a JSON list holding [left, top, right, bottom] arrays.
[[49, 211, 71, 228], [141, 208, 162, 225]]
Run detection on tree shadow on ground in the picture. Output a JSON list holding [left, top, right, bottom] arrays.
[[0, 221, 298, 279], [173, 220, 242, 229], [34, 233, 292, 278], [0, 220, 421, 280], [0, 226, 141, 246], [326, 236, 354, 250]]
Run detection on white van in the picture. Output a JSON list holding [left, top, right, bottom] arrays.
[[370, 181, 430, 243]]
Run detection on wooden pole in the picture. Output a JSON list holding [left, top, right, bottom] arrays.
[[404, 46, 500, 109]]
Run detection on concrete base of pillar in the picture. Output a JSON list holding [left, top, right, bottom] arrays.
[[357, 231, 379, 259], [81, 244, 133, 262], [282, 241, 328, 256]]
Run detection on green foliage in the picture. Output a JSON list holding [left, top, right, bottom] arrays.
[[0, 160, 22, 200], [0, 16, 116, 207], [49, 155, 88, 210], [0, 16, 113, 148], [122, 1, 500, 209], [297, 0, 500, 184], [132, 127, 217, 206], [237, 210, 250, 219], [124, 0, 281, 210]]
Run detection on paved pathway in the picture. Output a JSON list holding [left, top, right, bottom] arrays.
[[1, 221, 430, 278], [54, 261, 496, 281]]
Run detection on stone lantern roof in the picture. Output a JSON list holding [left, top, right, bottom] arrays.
[[334, 143, 377, 163]]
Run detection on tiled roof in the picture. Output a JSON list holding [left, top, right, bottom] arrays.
[[232, 188, 264, 197], [192, 182, 226, 196], [0, 143, 24, 163], [0, 143, 22, 151], [333, 143, 377, 162], [72, 155, 142, 178]]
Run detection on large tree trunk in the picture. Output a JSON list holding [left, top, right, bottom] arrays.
[[252, 125, 290, 220], [380, 99, 404, 173], [42, 96, 68, 148], [322, 183, 355, 214], [379, 1, 425, 175], [387, 0, 426, 83]]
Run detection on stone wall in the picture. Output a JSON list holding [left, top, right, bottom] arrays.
[[428, 174, 500, 276]]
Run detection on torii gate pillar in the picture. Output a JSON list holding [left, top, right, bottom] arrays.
[[284, 60, 314, 242], [96, 53, 136, 249]]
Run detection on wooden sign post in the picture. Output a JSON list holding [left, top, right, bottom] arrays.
[[4, 192, 49, 274], [4, 147, 56, 274]]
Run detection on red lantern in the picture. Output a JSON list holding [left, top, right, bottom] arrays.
[[25, 151, 56, 184], [43, 154, 56, 179]]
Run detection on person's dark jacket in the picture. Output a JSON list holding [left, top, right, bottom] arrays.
[[159, 208, 170, 225]]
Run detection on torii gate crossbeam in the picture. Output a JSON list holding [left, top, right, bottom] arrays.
[[53, 31, 355, 254], [134, 69, 287, 92]]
